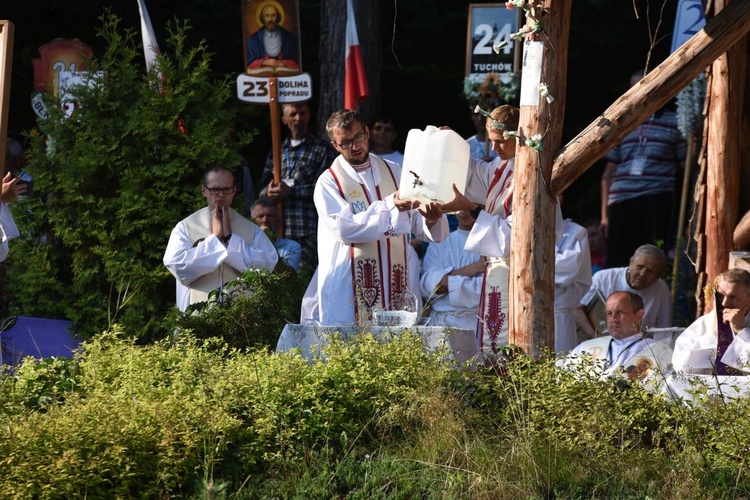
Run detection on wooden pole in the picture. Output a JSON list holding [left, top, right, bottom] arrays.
[[550, 0, 750, 196], [671, 132, 695, 314], [268, 77, 285, 237], [0, 21, 14, 174], [509, 0, 571, 356], [704, 0, 746, 284]]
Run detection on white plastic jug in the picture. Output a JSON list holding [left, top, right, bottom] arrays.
[[398, 125, 470, 206]]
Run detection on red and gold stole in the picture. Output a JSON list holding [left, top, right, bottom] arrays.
[[477, 160, 513, 355], [329, 155, 408, 325]]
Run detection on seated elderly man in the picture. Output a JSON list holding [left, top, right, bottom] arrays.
[[573, 244, 671, 339], [673, 268, 750, 375], [559, 291, 673, 380], [251, 197, 302, 273]]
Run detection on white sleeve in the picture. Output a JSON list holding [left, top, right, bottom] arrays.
[[722, 328, 750, 374], [672, 316, 717, 373], [222, 226, 279, 274], [0, 202, 19, 263], [464, 211, 512, 257], [314, 171, 412, 244], [555, 229, 591, 288], [163, 223, 232, 286]]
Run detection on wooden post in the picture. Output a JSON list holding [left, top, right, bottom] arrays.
[[671, 132, 695, 312], [0, 21, 14, 174], [550, 0, 750, 196], [268, 77, 285, 236], [509, 0, 571, 356], [703, 0, 746, 284]]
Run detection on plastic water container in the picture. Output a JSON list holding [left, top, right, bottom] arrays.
[[398, 125, 470, 205]]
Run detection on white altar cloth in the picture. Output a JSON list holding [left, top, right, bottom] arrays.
[[276, 324, 479, 367]]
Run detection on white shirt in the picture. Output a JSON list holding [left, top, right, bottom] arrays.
[[0, 201, 20, 262], [579, 267, 672, 329], [419, 228, 483, 331], [672, 310, 750, 374], [313, 154, 448, 325]]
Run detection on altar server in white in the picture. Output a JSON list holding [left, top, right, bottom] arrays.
[[419, 209, 484, 331], [554, 218, 593, 353], [313, 109, 448, 325]]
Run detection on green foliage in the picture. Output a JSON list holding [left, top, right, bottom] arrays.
[[163, 268, 306, 350], [0, 329, 451, 497], [2, 13, 253, 340], [6, 334, 750, 497]]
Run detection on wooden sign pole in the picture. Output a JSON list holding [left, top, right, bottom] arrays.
[[268, 77, 284, 237], [0, 21, 14, 175]]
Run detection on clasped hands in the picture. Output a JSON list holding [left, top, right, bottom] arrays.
[[212, 203, 233, 243]]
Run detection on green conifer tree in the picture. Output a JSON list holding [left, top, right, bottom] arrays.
[[2, 14, 255, 340]]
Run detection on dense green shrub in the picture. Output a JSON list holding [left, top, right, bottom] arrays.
[[163, 268, 307, 350], [5, 333, 750, 498], [1, 13, 255, 340], [0, 329, 452, 497]]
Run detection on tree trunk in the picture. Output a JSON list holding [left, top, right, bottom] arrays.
[[509, 0, 571, 356], [550, 0, 750, 196], [704, 0, 746, 284], [317, 0, 381, 133]]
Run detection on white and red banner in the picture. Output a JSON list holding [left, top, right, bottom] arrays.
[[344, 0, 368, 110]]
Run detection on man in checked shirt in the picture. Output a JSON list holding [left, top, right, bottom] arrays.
[[260, 102, 337, 275]]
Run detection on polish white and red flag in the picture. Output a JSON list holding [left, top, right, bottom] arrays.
[[137, 0, 162, 78], [344, 0, 369, 110]]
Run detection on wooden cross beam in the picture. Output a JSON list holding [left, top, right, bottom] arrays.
[[550, 0, 750, 195]]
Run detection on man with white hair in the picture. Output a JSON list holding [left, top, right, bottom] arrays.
[[574, 244, 672, 339]]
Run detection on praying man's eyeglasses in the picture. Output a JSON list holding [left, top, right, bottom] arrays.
[[333, 130, 367, 150], [204, 186, 236, 195]]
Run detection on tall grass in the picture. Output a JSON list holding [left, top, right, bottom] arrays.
[[2, 329, 750, 498]]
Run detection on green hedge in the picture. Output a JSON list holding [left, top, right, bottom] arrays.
[[4, 331, 750, 498]]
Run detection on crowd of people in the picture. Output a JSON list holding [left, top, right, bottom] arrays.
[[3, 95, 749, 380]]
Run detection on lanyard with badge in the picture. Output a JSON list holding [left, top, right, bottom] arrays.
[[283, 142, 305, 187], [629, 115, 654, 176]]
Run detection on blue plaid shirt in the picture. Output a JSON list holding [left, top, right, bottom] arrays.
[[260, 134, 337, 239]]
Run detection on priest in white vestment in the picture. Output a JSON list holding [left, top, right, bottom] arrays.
[[163, 166, 278, 312], [673, 269, 750, 375], [313, 109, 448, 326], [558, 291, 673, 382], [419, 209, 484, 331]]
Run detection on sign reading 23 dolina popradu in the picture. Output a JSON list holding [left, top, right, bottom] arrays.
[[237, 0, 311, 104]]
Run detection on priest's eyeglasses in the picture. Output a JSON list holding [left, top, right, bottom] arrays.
[[333, 131, 367, 150], [205, 186, 235, 195]]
